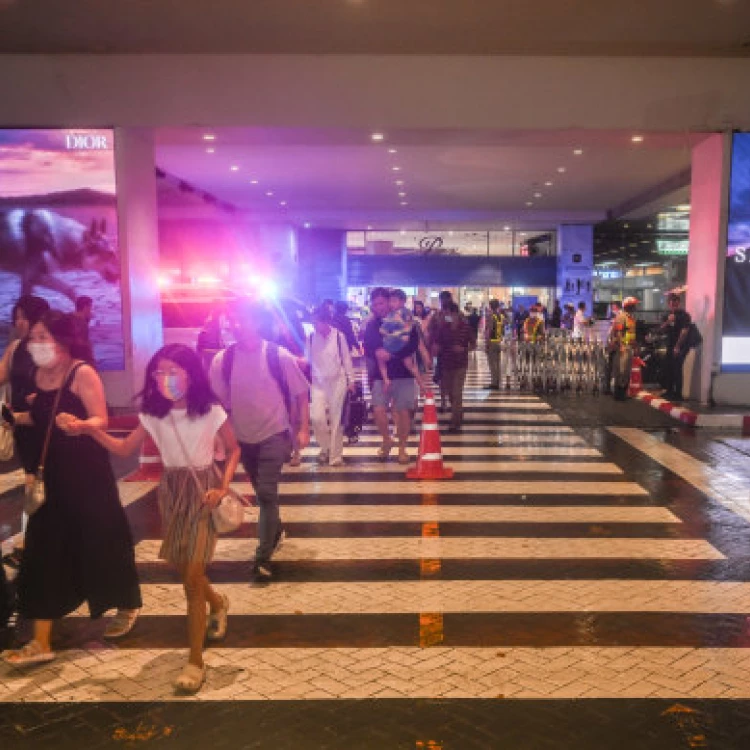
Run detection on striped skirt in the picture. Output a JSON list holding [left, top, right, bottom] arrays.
[[158, 466, 218, 567]]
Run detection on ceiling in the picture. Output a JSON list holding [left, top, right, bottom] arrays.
[[0, 0, 749, 55], [154, 127, 702, 230]]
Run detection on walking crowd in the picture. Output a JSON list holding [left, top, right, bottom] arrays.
[[0, 287, 699, 692]]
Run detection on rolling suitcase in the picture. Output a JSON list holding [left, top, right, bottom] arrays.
[[342, 381, 367, 443]]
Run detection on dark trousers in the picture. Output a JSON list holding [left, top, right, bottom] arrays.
[[664, 349, 688, 398], [239, 431, 292, 563], [603, 350, 616, 393]]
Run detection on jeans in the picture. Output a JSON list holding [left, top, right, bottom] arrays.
[[488, 341, 501, 387], [442, 366, 468, 428], [239, 431, 292, 564]]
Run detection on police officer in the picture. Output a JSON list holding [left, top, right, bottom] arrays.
[[611, 297, 638, 401]]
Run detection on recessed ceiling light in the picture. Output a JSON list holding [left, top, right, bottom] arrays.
[[206, 148, 215, 154], [203, 134, 215, 141], [395, 180, 404, 186], [304, 222, 311, 229], [371, 133, 385, 142], [279, 201, 287, 206], [367, 225, 373, 230], [533, 192, 542, 199], [400, 201, 408, 206], [250, 179, 259, 184], [526, 201, 533, 207], [557, 166, 566, 173], [503, 225, 511, 231], [392, 166, 401, 171], [230, 165, 239, 171], [398, 192, 406, 197], [573, 148, 583, 155], [388, 148, 397, 154], [631, 135, 644, 143], [266, 191, 274, 197], [544, 181, 553, 187]]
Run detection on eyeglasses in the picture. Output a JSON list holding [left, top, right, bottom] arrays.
[[153, 370, 183, 378]]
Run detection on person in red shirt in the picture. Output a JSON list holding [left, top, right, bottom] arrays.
[[435, 302, 473, 433]]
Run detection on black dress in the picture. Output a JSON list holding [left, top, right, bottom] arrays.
[[17, 364, 142, 620], [9, 338, 36, 474]]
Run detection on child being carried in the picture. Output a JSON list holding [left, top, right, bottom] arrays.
[[376, 289, 430, 392]]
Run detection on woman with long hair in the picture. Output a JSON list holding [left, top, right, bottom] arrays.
[[3, 311, 141, 666], [81, 343, 240, 694]]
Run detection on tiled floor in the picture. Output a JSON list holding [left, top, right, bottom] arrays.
[[2, 356, 750, 747]]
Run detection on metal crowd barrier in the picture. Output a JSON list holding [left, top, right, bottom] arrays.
[[495, 331, 611, 396]]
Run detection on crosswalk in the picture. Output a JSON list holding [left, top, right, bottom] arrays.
[[2, 354, 749, 703]]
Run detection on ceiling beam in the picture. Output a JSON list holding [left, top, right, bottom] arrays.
[[606, 167, 692, 220]]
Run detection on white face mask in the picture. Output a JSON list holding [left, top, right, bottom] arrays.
[[28, 342, 58, 368]]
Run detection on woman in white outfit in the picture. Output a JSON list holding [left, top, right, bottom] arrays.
[[306, 306, 354, 467]]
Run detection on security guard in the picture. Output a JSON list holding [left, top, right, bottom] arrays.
[[523, 305, 546, 343], [486, 299, 503, 390], [611, 296, 638, 401]]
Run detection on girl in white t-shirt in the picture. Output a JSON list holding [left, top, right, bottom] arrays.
[[84, 344, 240, 694]]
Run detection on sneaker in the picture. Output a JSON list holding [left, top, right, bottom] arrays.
[[317, 451, 330, 465], [272, 528, 286, 556], [329, 457, 344, 467], [252, 562, 273, 583]]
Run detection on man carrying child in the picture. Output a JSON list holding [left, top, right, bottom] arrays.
[[363, 287, 425, 465]]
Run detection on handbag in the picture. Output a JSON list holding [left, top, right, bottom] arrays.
[[169, 414, 246, 534], [0, 386, 13, 462], [24, 364, 73, 516]]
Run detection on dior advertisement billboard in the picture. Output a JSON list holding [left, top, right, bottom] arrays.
[[0, 129, 124, 370], [557, 224, 593, 313], [722, 133, 750, 371]]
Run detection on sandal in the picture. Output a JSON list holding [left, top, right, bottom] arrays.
[[397, 448, 411, 465], [206, 594, 230, 642], [103, 608, 140, 639], [173, 662, 206, 693], [3, 640, 56, 666]]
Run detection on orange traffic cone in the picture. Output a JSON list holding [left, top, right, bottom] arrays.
[[124, 432, 163, 482], [406, 390, 454, 480]]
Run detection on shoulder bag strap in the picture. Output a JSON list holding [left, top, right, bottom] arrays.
[[168, 412, 220, 496], [38, 362, 76, 473]]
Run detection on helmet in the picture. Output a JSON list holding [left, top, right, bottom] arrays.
[[623, 296, 639, 308]]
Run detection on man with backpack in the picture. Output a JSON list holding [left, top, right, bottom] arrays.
[[306, 305, 355, 466], [210, 299, 310, 583], [660, 293, 693, 402]]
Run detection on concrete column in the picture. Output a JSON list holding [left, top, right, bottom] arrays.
[[685, 134, 732, 405], [557, 224, 594, 314], [297, 229, 347, 305], [102, 128, 163, 407]]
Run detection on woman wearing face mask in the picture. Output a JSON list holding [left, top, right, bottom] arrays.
[[0, 296, 50, 561], [81, 344, 240, 694], [3, 312, 141, 666]]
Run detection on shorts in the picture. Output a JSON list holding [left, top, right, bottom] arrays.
[[371, 378, 417, 412]]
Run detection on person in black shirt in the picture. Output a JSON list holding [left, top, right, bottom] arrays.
[[332, 301, 360, 354], [550, 301, 562, 329], [660, 293, 692, 401]]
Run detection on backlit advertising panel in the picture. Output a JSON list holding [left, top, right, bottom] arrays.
[[722, 133, 750, 371], [0, 129, 123, 370]]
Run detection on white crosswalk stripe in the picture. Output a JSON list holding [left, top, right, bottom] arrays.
[[3, 351, 747, 706]]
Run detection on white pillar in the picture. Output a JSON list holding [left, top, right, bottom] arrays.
[[685, 134, 732, 405], [102, 128, 163, 407]]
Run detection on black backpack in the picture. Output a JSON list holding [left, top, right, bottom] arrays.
[[221, 341, 291, 415], [684, 323, 703, 350]]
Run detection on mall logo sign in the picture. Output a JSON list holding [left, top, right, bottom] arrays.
[[65, 133, 109, 150]]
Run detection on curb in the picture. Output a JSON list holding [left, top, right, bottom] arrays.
[[634, 391, 750, 434]]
